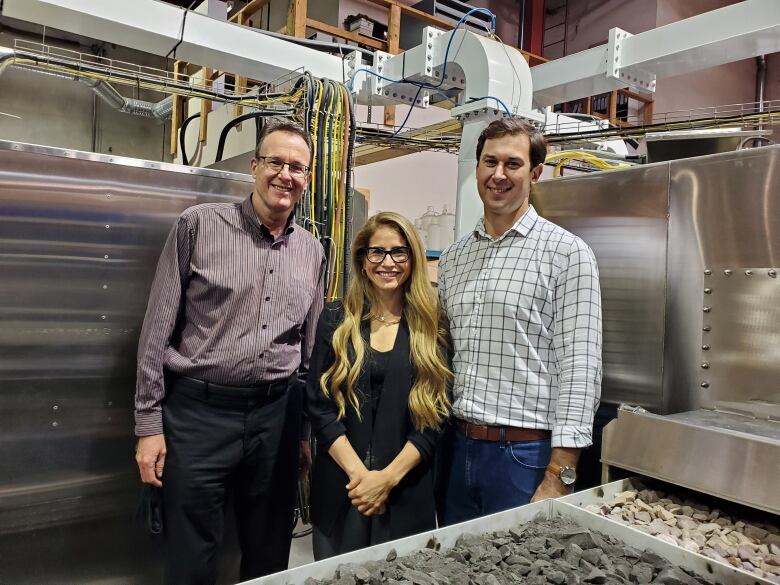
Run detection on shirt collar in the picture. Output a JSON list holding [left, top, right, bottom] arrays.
[[241, 193, 297, 242], [473, 204, 539, 240]]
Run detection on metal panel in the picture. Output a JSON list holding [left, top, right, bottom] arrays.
[[703, 269, 780, 417], [601, 408, 780, 516], [0, 140, 252, 585], [532, 163, 670, 411], [243, 498, 767, 585], [665, 145, 780, 415]]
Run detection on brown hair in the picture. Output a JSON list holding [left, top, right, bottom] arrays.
[[320, 212, 451, 431], [475, 118, 547, 168], [254, 121, 313, 161]]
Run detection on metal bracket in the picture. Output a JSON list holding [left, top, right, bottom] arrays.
[[606, 28, 656, 94], [363, 51, 430, 108]]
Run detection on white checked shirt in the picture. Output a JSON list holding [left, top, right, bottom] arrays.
[[438, 205, 602, 449]]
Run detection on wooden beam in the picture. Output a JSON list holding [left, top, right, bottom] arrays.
[[618, 88, 653, 104], [362, 0, 456, 30], [169, 60, 185, 157], [384, 4, 402, 127], [200, 68, 212, 144], [229, 0, 271, 23], [608, 91, 617, 125], [287, 0, 307, 38], [305, 18, 387, 51]]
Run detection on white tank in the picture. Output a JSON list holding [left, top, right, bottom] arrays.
[[426, 212, 441, 251], [437, 204, 455, 249], [414, 217, 428, 250]]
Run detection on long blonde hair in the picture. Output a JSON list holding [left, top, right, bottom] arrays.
[[320, 212, 451, 431]]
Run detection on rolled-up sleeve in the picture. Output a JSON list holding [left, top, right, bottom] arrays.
[[551, 238, 602, 448]]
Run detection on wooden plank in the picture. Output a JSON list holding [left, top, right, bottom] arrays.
[[169, 60, 185, 157], [608, 91, 617, 125], [229, 0, 271, 23], [287, 0, 307, 38], [362, 0, 456, 30], [199, 68, 212, 144], [643, 100, 654, 126], [618, 88, 653, 104], [384, 4, 401, 127], [305, 18, 387, 51]]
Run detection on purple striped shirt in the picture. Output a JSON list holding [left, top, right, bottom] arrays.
[[134, 194, 325, 436]]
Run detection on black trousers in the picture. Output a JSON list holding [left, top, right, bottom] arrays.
[[161, 376, 302, 585]]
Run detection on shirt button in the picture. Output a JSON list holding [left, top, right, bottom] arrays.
[[269, 269, 274, 274], [265, 296, 270, 301], [262, 324, 267, 329], [259, 352, 265, 358]]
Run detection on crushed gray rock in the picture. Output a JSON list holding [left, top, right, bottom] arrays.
[[309, 519, 716, 585], [583, 486, 780, 583]]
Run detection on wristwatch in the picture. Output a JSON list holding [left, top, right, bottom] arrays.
[[547, 462, 577, 486]]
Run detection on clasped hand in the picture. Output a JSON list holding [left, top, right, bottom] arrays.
[[346, 470, 394, 516]]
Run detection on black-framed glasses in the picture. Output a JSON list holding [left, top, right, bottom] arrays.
[[364, 246, 411, 264], [256, 156, 310, 177]]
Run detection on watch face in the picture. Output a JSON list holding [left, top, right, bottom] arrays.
[[560, 467, 577, 486]]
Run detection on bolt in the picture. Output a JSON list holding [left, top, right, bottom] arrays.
[[428, 43, 432, 49], [770, 269, 777, 278], [703, 325, 712, 332], [105, 224, 110, 229], [427, 55, 432, 61], [52, 421, 59, 427], [106, 193, 112, 199], [104, 254, 109, 259], [701, 382, 710, 388], [704, 269, 712, 276], [102, 284, 108, 289], [745, 269, 753, 276], [701, 362, 710, 369], [101, 315, 106, 320], [724, 269, 732, 276], [704, 288, 712, 294], [53, 405, 59, 411], [702, 344, 710, 351], [703, 306, 711, 313]]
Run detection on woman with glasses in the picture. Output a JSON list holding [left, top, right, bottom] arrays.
[[305, 211, 451, 559]]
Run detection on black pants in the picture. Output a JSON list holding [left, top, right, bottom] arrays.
[[161, 377, 302, 585]]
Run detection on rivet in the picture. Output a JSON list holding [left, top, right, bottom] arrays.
[[701, 382, 710, 388], [702, 306, 711, 313], [703, 325, 712, 332], [52, 405, 59, 411], [104, 254, 109, 259], [770, 269, 777, 278], [745, 269, 753, 276], [52, 421, 59, 427], [101, 315, 107, 320], [724, 269, 732, 276], [704, 269, 712, 276], [701, 362, 710, 369], [704, 288, 712, 294], [702, 344, 710, 351], [105, 224, 110, 229]]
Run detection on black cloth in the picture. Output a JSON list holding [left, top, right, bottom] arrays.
[[161, 375, 302, 585], [305, 302, 441, 554]]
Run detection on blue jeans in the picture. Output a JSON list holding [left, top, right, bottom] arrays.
[[438, 428, 551, 526]]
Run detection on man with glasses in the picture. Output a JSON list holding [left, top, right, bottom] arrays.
[[134, 122, 325, 585], [437, 118, 602, 525]]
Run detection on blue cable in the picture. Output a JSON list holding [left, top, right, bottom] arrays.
[[469, 96, 512, 116], [350, 8, 513, 136]]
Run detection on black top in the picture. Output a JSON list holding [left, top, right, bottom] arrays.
[[305, 302, 442, 540], [368, 348, 391, 420]]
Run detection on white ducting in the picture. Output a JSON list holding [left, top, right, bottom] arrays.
[[2, 49, 173, 120]]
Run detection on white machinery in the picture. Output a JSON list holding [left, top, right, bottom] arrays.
[[3, 0, 780, 236]]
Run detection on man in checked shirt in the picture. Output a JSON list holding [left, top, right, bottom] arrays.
[[134, 122, 324, 584], [437, 118, 602, 525]]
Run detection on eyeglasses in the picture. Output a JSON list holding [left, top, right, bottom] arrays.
[[364, 246, 410, 264], [256, 156, 310, 177]]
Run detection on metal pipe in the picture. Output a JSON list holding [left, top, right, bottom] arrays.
[[756, 55, 767, 113]]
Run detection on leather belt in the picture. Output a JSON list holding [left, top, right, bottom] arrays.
[[456, 418, 551, 442], [178, 375, 295, 400]]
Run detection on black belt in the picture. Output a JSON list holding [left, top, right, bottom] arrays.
[[177, 375, 295, 400]]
